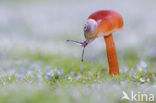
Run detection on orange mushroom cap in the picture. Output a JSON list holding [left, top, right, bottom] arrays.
[[88, 10, 124, 36]]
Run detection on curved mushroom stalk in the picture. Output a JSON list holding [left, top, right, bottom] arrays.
[[104, 33, 119, 76]]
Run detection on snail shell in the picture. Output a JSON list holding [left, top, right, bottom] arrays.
[[84, 19, 98, 40]]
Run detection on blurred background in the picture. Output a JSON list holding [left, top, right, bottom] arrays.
[[0, 0, 156, 62]]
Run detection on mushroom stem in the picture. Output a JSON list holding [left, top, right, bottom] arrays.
[[104, 33, 119, 76]]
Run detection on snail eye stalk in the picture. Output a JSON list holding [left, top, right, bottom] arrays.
[[81, 47, 85, 62], [66, 40, 83, 45], [66, 40, 89, 62]]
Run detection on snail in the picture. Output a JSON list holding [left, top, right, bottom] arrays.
[[67, 10, 124, 76]]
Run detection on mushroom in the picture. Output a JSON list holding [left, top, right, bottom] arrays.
[[67, 10, 124, 76]]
